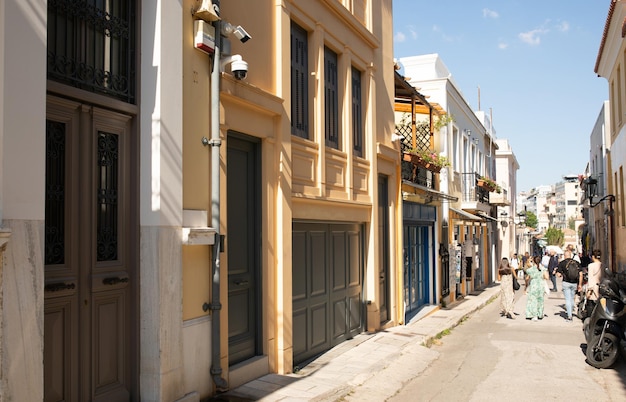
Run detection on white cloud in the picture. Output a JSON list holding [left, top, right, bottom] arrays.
[[556, 21, 570, 32], [518, 28, 548, 46], [483, 8, 499, 19], [394, 31, 406, 43], [409, 28, 418, 40], [498, 42, 509, 50]]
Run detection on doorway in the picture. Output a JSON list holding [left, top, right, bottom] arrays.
[[403, 224, 432, 322], [44, 96, 137, 402], [227, 134, 262, 365]]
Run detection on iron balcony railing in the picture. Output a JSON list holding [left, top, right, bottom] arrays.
[[462, 172, 490, 204]]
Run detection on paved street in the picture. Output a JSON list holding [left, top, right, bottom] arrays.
[[388, 284, 626, 402], [215, 280, 626, 401]]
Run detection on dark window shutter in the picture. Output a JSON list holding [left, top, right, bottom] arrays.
[[352, 67, 363, 157], [291, 22, 309, 139], [324, 47, 339, 149]]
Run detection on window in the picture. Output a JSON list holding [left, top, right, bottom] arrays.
[[291, 22, 309, 139], [352, 67, 363, 156], [452, 127, 459, 170], [324, 47, 339, 149], [47, 0, 137, 103]]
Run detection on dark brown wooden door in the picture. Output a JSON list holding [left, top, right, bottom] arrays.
[[44, 96, 136, 402]]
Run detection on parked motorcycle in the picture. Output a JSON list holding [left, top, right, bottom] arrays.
[[583, 267, 626, 369], [577, 272, 596, 322]]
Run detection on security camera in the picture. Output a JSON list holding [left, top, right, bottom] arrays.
[[231, 58, 248, 80], [221, 54, 248, 80], [233, 25, 251, 43], [222, 22, 252, 43]]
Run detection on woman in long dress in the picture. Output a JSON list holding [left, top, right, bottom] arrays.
[[498, 258, 516, 319], [525, 255, 549, 321]]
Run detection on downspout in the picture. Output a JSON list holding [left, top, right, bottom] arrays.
[[208, 0, 228, 391]]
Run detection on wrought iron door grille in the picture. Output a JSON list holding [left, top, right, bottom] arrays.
[[47, 0, 136, 103]]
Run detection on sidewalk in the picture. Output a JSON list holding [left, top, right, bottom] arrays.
[[211, 284, 501, 402]]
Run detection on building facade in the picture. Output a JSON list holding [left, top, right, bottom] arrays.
[[582, 101, 611, 260], [494, 139, 520, 261], [399, 54, 500, 301], [0, 0, 400, 400], [592, 0, 626, 272]]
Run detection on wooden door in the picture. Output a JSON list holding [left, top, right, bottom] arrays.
[[227, 134, 261, 365], [44, 96, 136, 402]]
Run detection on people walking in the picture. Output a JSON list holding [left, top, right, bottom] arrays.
[[498, 258, 516, 319], [547, 250, 559, 292], [521, 251, 530, 268], [584, 249, 603, 301], [556, 250, 581, 322], [510, 253, 522, 280], [525, 255, 548, 321]]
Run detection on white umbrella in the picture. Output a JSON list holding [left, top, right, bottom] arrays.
[[545, 245, 564, 254]]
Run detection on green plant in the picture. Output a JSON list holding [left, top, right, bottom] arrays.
[[545, 227, 564, 245], [479, 175, 496, 188], [434, 113, 454, 131], [408, 147, 451, 168]]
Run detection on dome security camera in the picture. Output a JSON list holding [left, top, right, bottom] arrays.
[[231, 58, 248, 80], [220, 54, 249, 80]]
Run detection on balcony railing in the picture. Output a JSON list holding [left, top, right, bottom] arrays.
[[462, 172, 490, 204], [402, 159, 436, 189]]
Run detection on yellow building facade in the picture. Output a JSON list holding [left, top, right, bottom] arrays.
[[181, 0, 402, 393]]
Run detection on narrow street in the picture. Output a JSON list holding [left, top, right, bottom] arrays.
[[388, 280, 626, 402]]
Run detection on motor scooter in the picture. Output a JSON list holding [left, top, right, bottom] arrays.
[[577, 270, 596, 321], [584, 268, 626, 369]]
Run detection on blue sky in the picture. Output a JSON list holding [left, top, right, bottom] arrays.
[[392, 0, 610, 192]]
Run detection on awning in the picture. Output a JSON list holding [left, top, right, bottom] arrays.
[[402, 180, 458, 203], [450, 207, 483, 221], [476, 211, 498, 222]]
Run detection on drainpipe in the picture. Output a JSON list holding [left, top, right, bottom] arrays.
[[207, 0, 228, 392]]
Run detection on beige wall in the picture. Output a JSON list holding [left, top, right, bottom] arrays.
[[597, 3, 626, 272], [0, 0, 47, 400]]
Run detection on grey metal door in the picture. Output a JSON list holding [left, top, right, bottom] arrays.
[[378, 176, 390, 323], [44, 96, 137, 402], [292, 223, 363, 365], [227, 134, 261, 365]]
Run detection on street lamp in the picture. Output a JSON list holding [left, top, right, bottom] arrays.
[[583, 175, 616, 272]]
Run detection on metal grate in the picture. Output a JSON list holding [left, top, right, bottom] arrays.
[[47, 0, 136, 103]]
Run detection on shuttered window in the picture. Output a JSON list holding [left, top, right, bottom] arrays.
[[352, 67, 363, 157], [291, 22, 309, 139], [324, 47, 339, 149]]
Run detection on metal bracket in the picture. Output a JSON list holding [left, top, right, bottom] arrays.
[[202, 137, 222, 147]]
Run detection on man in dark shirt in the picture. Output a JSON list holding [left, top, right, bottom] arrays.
[[547, 250, 559, 292], [556, 250, 581, 322]]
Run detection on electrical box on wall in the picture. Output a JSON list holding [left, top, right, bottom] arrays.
[[194, 20, 215, 54]]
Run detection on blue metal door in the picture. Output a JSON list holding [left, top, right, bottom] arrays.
[[404, 225, 430, 321]]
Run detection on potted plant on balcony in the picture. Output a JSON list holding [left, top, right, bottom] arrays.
[[403, 147, 450, 173], [477, 176, 497, 192]]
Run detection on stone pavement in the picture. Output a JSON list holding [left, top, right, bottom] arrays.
[[210, 284, 502, 402]]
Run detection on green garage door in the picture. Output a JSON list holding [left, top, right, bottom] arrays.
[[292, 223, 364, 365]]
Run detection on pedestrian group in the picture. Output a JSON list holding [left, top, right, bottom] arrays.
[[499, 245, 604, 322]]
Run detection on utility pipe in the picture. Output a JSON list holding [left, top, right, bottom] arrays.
[[208, 0, 228, 391]]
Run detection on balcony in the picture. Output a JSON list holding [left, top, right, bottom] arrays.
[[461, 172, 493, 214], [489, 187, 510, 206]]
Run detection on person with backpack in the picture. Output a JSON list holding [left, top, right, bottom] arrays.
[[556, 250, 582, 322]]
